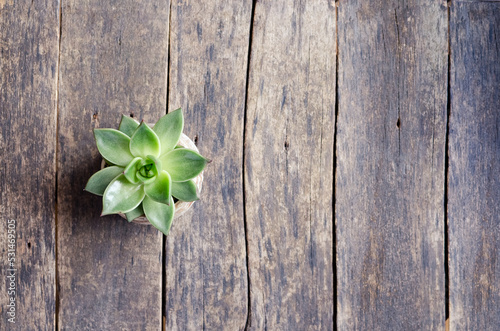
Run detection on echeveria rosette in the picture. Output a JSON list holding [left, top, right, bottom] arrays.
[[85, 109, 208, 235]]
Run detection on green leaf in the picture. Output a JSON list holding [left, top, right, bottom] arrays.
[[125, 203, 144, 222], [118, 115, 140, 137], [171, 180, 199, 202], [123, 157, 143, 184], [85, 166, 124, 196], [94, 129, 134, 166], [102, 174, 145, 215], [129, 122, 161, 158], [145, 170, 171, 205], [153, 108, 184, 155], [143, 195, 175, 235], [136, 172, 157, 184], [160, 148, 207, 182], [145, 155, 162, 178]]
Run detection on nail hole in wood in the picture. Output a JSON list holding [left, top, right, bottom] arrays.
[[130, 113, 134, 118], [284, 141, 290, 150], [397, 118, 401, 128], [194, 135, 199, 145], [28, 242, 31, 249]]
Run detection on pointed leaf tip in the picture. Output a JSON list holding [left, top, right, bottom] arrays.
[[85, 166, 124, 196], [153, 109, 184, 155], [160, 148, 207, 182], [119, 115, 140, 137], [130, 122, 161, 159], [143, 195, 175, 236]]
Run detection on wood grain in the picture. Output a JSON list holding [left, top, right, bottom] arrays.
[[449, 3, 500, 329], [56, 0, 169, 329], [336, 1, 447, 329], [164, 1, 252, 330], [244, 1, 336, 329], [0, 1, 59, 330]]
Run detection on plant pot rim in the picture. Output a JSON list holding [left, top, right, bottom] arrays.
[[101, 133, 204, 225]]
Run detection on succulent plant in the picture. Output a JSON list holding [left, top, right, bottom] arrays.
[[85, 109, 208, 235]]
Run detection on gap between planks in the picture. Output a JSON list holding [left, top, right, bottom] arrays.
[[333, 1, 339, 330], [243, 1, 257, 330], [162, 2, 174, 330], [54, 0, 64, 329]]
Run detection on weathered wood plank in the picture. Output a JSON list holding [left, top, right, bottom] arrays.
[[164, 1, 252, 330], [56, 1, 169, 329], [336, 1, 447, 329], [449, 3, 500, 329], [0, 1, 59, 330], [244, 1, 335, 329]]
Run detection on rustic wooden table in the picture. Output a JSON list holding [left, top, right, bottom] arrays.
[[1, 1, 499, 330]]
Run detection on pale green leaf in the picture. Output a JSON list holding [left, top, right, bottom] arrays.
[[171, 180, 199, 202], [102, 174, 145, 215], [125, 203, 144, 222], [123, 157, 143, 184], [118, 115, 140, 137], [136, 172, 157, 185], [143, 195, 175, 235], [129, 122, 161, 158], [160, 148, 207, 182], [153, 108, 184, 155], [145, 170, 171, 205], [94, 129, 134, 166], [85, 166, 124, 196], [145, 155, 162, 178]]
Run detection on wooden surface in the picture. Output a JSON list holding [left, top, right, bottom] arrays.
[[336, 1, 448, 329], [245, 1, 335, 329], [0, 1, 59, 330], [165, 1, 252, 330], [449, 2, 500, 330], [56, 0, 169, 329], [0, 1, 499, 330]]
